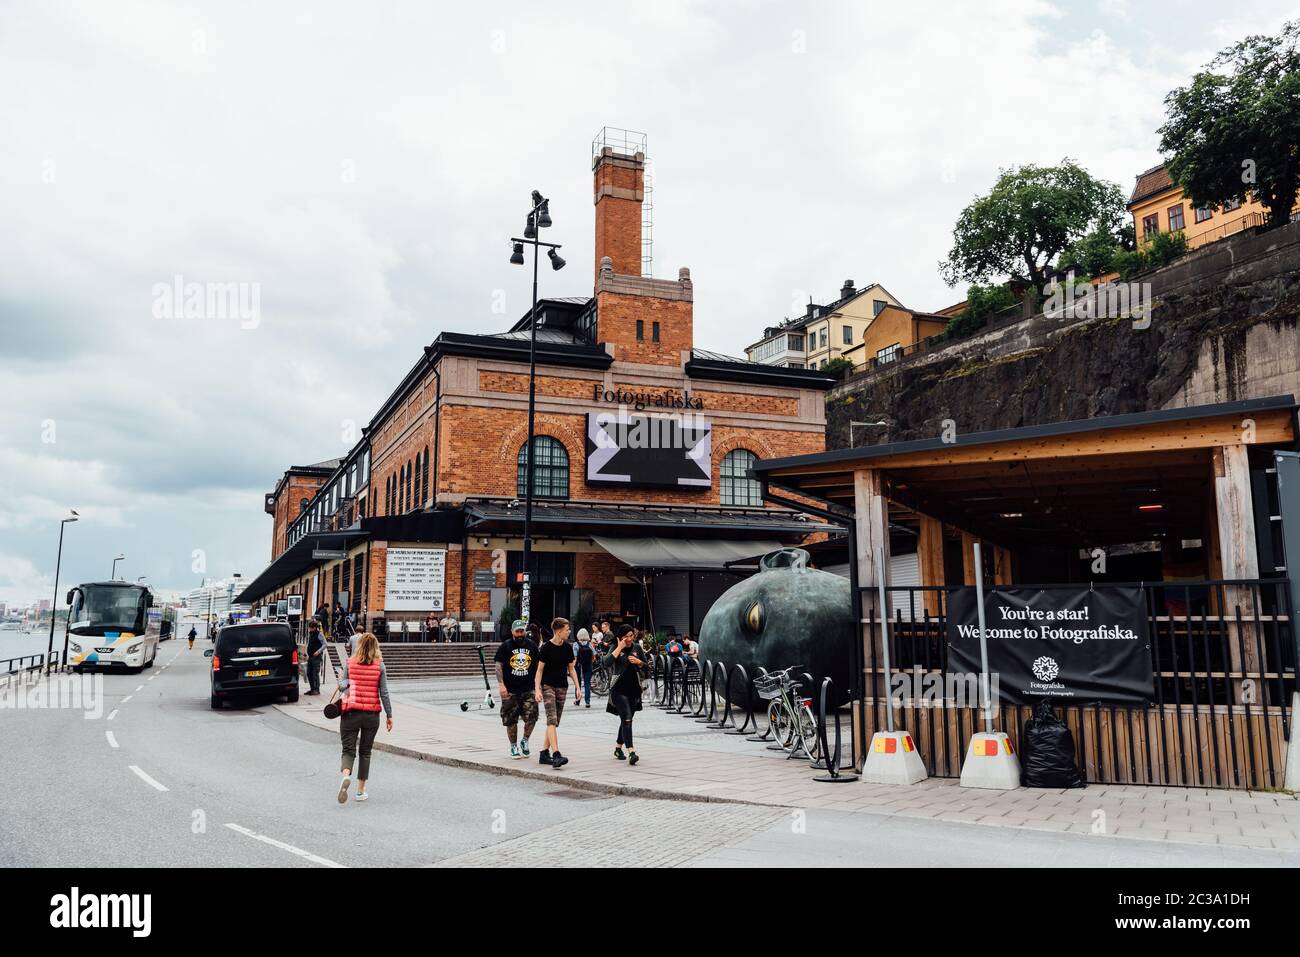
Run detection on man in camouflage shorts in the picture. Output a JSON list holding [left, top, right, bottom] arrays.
[[494, 619, 540, 758]]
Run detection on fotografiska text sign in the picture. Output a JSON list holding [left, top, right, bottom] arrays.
[[946, 586, 1154, 705]]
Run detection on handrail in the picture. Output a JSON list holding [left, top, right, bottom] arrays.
[[811, 676, 857, 783]]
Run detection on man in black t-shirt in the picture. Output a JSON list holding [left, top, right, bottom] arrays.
[[534, 617, 579, 769], [494, 619, 539, 759], [305, 619, 326, 695]]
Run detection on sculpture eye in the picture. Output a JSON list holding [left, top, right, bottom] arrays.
[[741, 601, 765, 636]]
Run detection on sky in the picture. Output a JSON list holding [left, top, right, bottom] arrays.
[[0, 0, 1295, 609]]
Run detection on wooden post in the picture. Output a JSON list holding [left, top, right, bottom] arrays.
[[993, 545, 1013, 586], [961, 531, 978, 586], [917, 514, 945, 617], [1213, 445, 1260, 702], [855, 469, 890, 702]]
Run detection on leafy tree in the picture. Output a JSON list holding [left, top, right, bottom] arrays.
[[1059, 227, 1122, 278], [1159, 20, 1300, 230], [943, 282, 1016, 340], [940, 160, 1126, 291], [822, 356, 856, 379]]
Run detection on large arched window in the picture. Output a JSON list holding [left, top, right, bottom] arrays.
[[720, 449, 762, 507], [517, 436, 569, 500]]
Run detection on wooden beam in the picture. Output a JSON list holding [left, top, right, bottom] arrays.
[[855, 469, 891, 702], [993, 545, 1013, 585], [961, 531, 977, 586], [918, 514, 944, 616], [1213, 444, 1261, 702], [764, 411, 1293, 478]]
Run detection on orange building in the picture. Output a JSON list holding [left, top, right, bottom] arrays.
[[840, 304, 950, 372], [1127, 162, 1296, 252]]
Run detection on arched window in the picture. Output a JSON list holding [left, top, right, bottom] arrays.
[[421, 447, 430, 506], [720, 449, 762, 507], [517, 436, 569, 500]]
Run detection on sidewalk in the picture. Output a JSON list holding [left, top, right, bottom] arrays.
[[277, 675, 1300, 853]]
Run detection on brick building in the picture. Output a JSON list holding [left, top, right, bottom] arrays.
[[238, 132, 836, 638]]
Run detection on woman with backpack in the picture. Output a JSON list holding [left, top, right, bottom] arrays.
[[603, 624, 644, 765], [336, 631, 393, 803]]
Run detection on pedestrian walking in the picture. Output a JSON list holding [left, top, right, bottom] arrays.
[[534, 617, 579, 769], [574, 627, 595, 708], [494, 619, 539, 759], [604, 624, 644, 765], [187, 625, 197, 650], [337, 632, 393, 804], [305, 619, 326, 695]]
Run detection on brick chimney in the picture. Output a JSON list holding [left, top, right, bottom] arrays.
[[592, 146, 645, 279]]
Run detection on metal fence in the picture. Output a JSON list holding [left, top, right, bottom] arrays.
[[855, 579, 1297, 789]]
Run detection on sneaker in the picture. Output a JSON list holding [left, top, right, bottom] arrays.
[[550, 751, 569, 769], [628, 751, 639, 766], [585, 702, 591, 708], [510, 744, 520, 758], [614, 747, 626, 761], [337, 775, 351, 804], [520, 738, 530, 757], [355, 791, 369, 802], [538, 749, 552, 765]]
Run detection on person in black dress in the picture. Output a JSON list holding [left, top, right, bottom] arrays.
[[604, 624, 644, 765]]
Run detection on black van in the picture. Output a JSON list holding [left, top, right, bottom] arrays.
[[205, 622, 299, 709]]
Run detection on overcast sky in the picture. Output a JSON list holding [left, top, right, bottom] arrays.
[[0, 0, 1293, 609]]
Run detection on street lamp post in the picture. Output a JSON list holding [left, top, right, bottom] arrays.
[[509, 190, 565, 624], [111, 553, 125, 580], [47, 510, 79, 671]]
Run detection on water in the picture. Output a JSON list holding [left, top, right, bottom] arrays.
[[0, 624, 59, 667]]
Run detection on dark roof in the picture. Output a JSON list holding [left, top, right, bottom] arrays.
[[427, 330, 612, 369], [1129, 163, 1178, 206], [686, 351, 838, 389], [235, 529, 370, 604], [754, 394, 1299, 478], [461, 498, 829, 538]]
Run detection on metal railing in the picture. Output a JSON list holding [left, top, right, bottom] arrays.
[[856, 579, 1296, 789]]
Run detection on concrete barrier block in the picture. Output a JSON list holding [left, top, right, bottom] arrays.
[[860, 730, 928, 785], [960, 731, 1021, 790]]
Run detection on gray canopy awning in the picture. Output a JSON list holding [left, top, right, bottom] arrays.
[[592, 536, 784, 571]]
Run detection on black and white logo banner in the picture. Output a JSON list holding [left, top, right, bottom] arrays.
[[946, 586, 1154, 705]]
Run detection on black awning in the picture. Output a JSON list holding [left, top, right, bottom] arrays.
[[462, 498, 828, 539], [235, 529, 369, 604], [361, 508, 465, 544]]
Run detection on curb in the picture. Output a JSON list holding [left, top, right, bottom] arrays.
[[273, 703, 770, 808]]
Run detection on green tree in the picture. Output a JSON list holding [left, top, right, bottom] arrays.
[[1059, 227, 1122, 278], [943, 282, 1016, 340], [822, 356, 856, 380], [940, 160, 1126, 291], [1159, 20, 1300, 230]]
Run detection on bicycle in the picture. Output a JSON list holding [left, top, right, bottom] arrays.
[[754, 666, 820, 759]]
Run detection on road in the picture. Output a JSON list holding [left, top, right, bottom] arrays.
[[3, 645, 1295, 868]]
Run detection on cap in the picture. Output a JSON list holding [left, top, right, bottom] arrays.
[[511, 619, 526, 631]]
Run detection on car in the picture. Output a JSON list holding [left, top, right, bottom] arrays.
[[205, 621, 300, 709]]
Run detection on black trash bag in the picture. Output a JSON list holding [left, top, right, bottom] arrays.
[[1019, 700, 1085, 789]]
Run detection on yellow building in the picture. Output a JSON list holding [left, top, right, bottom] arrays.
[[745, 280, 904, 369], [841, 304, 950, 371], [1126, 163, 1292, 252]]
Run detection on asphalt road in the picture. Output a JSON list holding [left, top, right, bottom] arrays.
[[4, 647, 1294, 868]]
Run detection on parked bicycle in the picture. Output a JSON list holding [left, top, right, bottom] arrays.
[[754, 666, 819, 759]]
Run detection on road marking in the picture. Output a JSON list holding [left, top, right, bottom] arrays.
[[135, 685, 144, 692], [121, 695, 133, 704], [148, 675, 157, 681], [223, 823, 345, 868], [107, 709, 119, 721], [128, 765, 169, 792], [105, 731, 119, 748]]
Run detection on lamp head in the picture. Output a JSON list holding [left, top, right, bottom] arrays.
[[509, 242, 525, 266], [547, 247, 566, 271]]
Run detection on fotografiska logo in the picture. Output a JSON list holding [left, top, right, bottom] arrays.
[[49, 887, 151, 938]]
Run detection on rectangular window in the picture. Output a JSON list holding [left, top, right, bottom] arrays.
[[636, 319, 644, 341], [1167, 204, 1185, 232], [1224, 196, 1242, 212], [872, 299, 887, 317], [1194, 206, 1213, 224], [820, 329, 828, 348], [788, 334, 804, 352], [842, 325, 853, 345], [1141, 213, 1159, 239], [652, 321, 660, 342], [876, 343, 902, 364]]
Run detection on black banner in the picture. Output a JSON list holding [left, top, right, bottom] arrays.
[[946, 586, 1153, 705]]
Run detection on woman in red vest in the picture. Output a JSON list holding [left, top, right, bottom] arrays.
[[337, 632, 393, 803]]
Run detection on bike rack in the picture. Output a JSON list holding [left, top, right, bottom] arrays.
[[708, 661, 736, 730], [746, 666, 774, 742], [812, 676, 858, 783], [696, 660, 722, 723], [723, 663, 755, 735]]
